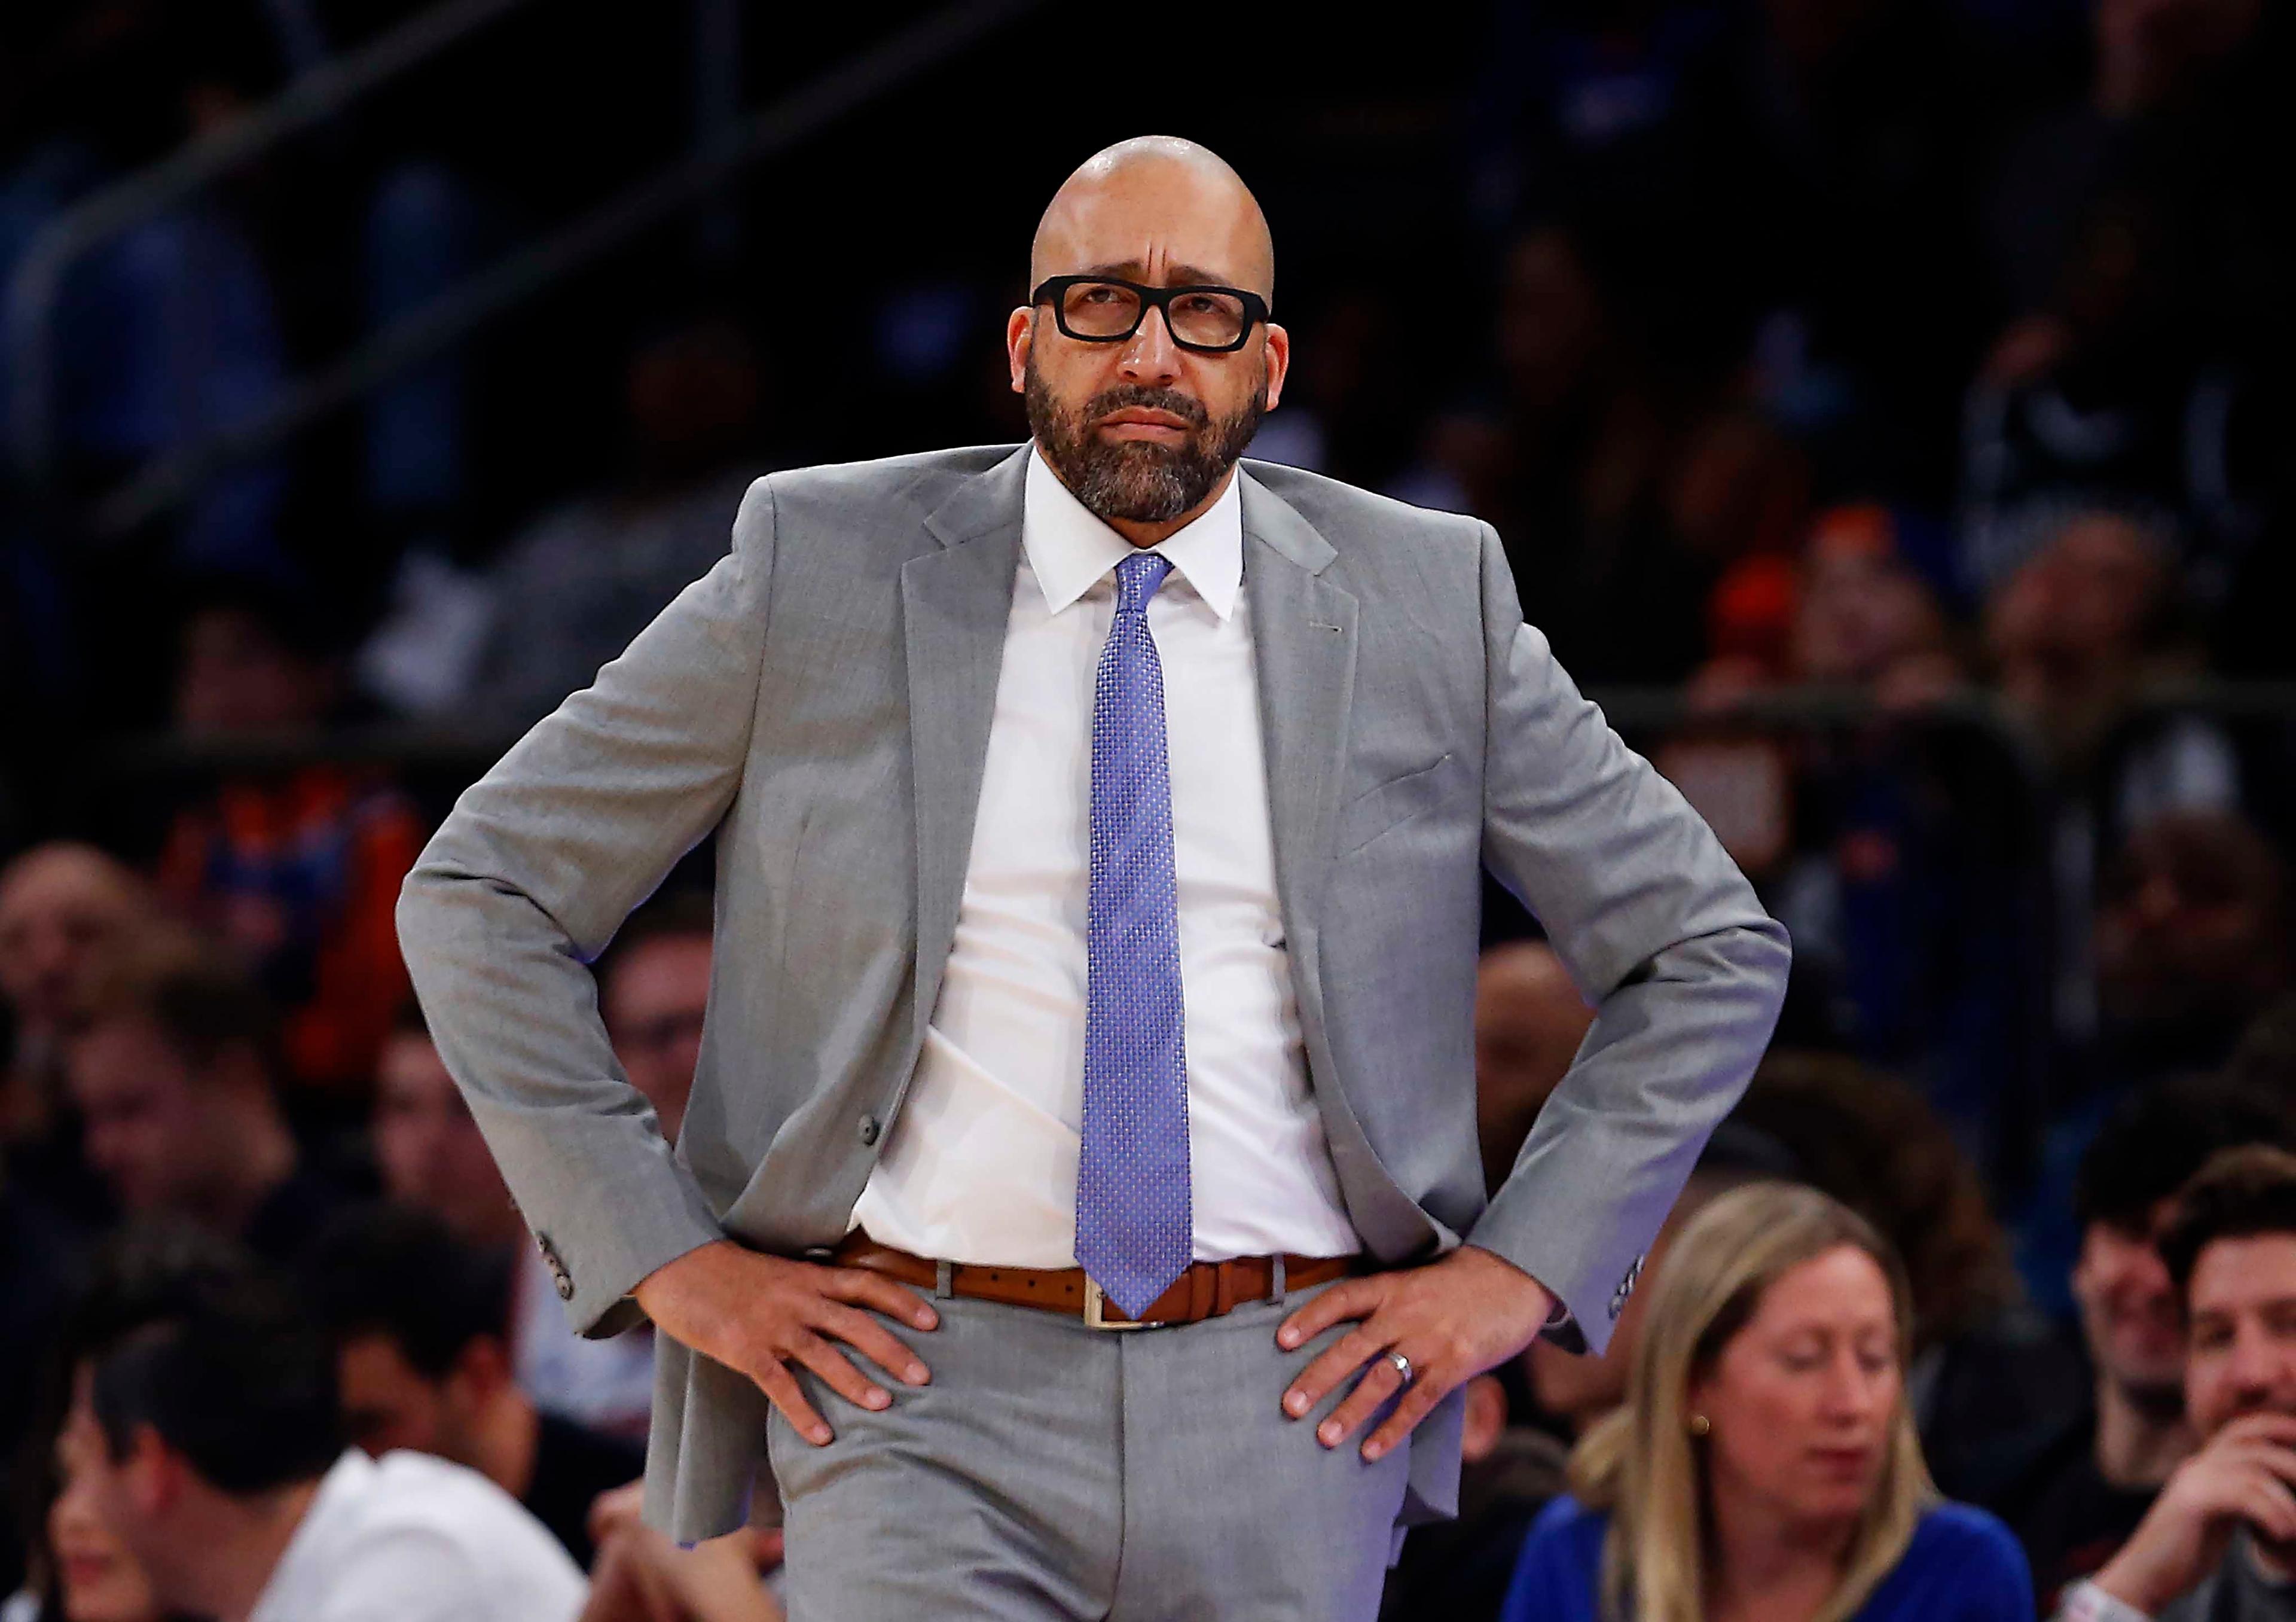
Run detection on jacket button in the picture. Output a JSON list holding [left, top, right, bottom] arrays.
[[858, 1113, 881, 1147]]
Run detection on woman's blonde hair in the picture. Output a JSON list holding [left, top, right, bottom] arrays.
[[1566, 1181, 1935, 1622]]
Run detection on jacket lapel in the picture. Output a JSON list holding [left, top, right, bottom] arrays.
[[1240, 467, 1355, 949], [1241, 471, 1443, 1258], [902, 446, 1028, 1041]]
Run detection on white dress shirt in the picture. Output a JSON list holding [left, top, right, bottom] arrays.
[[851, 447, 1359, 1266], [249, 1450, 585, 1622]]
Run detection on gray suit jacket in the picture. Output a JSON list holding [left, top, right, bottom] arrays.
[[397, 444, 1790, 1543]]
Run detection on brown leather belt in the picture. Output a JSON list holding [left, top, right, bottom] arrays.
[[831, 1234, 1362, 1330]]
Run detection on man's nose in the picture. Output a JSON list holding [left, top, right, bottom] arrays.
[[2227, 1324, 2287, 1400], [1118, 303, 1181, 385], [2129, 1242, 2174, 1303]]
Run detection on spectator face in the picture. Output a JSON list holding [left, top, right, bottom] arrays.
[[2184, 1233, 2296, 1439], [1689, 1243, 1902, 1526], [1012, 148, 1286, 529], [604, 934, 712, 1142], [2074, 1200, 2187, 1405], [66, 1017, 213, 1214], [334, 1332, 456, 1460], [1986, 513, 2164, 669], [1792, 512, 1944, 687], [2096, 815, 2289, 1038], [373, 1031, 520, 1248], [48, 1390, 161, 1622], [173, 606, 328, 737], [0, 845, 148, 1040], [55, 1371, 170, 1615]]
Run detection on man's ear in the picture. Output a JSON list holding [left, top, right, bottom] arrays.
[[125, 1425, 184, 1518], [1006, 306, 1034, 395], [451, 1335, 514, 1404], [1260, 322, 1290, 413]]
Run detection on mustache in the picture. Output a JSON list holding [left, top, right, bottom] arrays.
[[1082, 385, 1210, 431]]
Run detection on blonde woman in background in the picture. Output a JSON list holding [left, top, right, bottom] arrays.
[[1502, 1182, 2033, 1622]]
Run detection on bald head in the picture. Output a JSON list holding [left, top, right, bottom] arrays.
[[1030, 136, 1274, 302], [1011, 136, 1289, 540], [0, 842, 154, 1036]]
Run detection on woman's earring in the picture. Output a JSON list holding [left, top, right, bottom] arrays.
[[1687, 1413, 1711, 1438]]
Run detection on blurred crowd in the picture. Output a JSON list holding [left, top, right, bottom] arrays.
[[2, 0, 2294, 1615]]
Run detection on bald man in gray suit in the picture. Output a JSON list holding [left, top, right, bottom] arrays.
[[398, 137, 1790, 1621]]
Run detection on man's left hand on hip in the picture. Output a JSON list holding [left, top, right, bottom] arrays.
[[1276, 1245, 1555, 1462]]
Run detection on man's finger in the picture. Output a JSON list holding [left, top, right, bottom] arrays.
[[1362, 1365, 1449, 1461], [814, 1301, 932, 1386], [753, 1361, 832, 1446], [1277, 1278, 1382, 1350], [1315, 1353, 1406, 1449], [2249, 1443, 2296, 1485], [786, 1330, 893, 1413], [2221, 1412, 2296, 1448], [2234, 1472, 2296, 1544], [1283, 1323, 1385, 1419], [829, 1267, 941, 1331]]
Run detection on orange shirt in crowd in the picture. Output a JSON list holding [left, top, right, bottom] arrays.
[[159, 767, 422, 1096]]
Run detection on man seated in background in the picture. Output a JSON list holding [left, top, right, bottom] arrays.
[[599, 892, 712, 1146], [2063, 1146, 2296, 1621], [1471, 940, 1593, 1196], [298, 1205, 644, 1569], [371, 1004, 655, 1438], [54, 1235, 585, 1622], [65, 932, 352, 1264], [2007, 1076, 2296, 1608], [372, 1004, 525, 1252], [0, 841, 155, 1216]]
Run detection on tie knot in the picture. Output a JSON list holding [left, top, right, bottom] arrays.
[[1114, 552, 1173, 614]]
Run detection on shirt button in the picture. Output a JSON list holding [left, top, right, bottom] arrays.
[[858, 1113, 881, 1147]]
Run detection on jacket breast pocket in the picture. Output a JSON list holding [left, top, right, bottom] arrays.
[[1334, 752, 1472, 858]]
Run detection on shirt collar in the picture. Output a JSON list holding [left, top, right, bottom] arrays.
[[1022, 443, 1242, 621]]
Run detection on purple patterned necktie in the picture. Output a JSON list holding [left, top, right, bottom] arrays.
[[1074, 551, 1192, 1319]]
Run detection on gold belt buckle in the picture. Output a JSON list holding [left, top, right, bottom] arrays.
[[1082, 1278, 1152, 1331]]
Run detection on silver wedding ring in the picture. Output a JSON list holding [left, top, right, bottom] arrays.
[[1386, 1350, 1414, 1386]]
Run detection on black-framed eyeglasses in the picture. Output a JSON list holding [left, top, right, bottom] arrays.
[[1030, 275, 1270, 354]]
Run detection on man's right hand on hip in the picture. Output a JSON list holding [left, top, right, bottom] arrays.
[[634, 1240, 939, 1445]]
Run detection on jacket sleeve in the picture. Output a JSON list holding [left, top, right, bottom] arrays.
[[395, 475, 777, 1338], [1464, 520, 1790, 1353]]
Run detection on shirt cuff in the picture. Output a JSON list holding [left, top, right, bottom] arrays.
[[2059, 1580, 2154, 1622], [1535, 1291, 1584, 1352]]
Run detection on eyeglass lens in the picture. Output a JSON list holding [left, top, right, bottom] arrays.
[[1061, 282, 1250, 349]]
